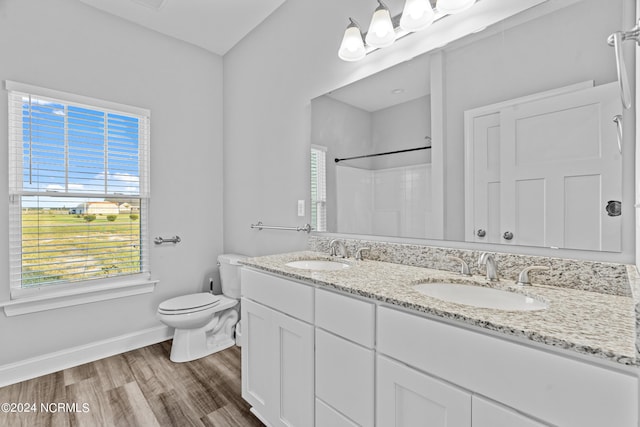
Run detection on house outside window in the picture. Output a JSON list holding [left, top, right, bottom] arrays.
[[7, 81, 150, 298]]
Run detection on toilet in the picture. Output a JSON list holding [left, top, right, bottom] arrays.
[[157, 253, 246, 363]]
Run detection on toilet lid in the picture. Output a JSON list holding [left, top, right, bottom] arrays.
[[159, 293, 221, 312]]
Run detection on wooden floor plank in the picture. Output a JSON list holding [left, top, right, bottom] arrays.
[[106, 382, 160, 427], [63, 363, 97, 387], [92, 353, 136, 392], [147, 389, 204, 427], [202, 404, 264, 427], [0, 341, 260, 427], [0, 371, 70, 427], [66, 377, 113, 427]]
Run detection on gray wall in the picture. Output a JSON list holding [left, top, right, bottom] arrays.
[[0, 0, 224, 365]]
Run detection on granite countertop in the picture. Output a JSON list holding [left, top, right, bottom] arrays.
[[241, 251, 639, 366]]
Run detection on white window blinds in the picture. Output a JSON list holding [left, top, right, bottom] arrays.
[[7, 81, 150, 294], [311, 145, 327, 232]]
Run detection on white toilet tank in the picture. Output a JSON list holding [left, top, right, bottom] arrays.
[[218, 254, 246, 299]]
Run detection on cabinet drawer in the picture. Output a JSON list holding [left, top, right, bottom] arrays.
[[316, 329, 374, 427], [377, 306, 638, 427], [241, 268, 313, 323], [316, 399, 359, 427], [315, 288, 375, 347], [472, 396, 546, 427]]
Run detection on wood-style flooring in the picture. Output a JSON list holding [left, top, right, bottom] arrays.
[[0, 341, 263, 427]]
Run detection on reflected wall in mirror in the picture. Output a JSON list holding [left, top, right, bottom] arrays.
[[310, 0, 632, 253]]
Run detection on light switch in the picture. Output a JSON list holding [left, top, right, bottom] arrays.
[[298, 200, 305, 217]]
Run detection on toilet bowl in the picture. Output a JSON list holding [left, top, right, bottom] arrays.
[[157, 253, 246, 363]]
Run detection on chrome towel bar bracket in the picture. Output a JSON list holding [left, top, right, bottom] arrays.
[[250, 221, 312, 233], [154, 236, 181, 245]]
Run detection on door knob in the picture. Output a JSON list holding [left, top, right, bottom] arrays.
[[503, 231, 514, 240], [476, 229, 486, 237]]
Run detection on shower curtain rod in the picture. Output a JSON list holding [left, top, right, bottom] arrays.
[[335, 141, 432, 164]]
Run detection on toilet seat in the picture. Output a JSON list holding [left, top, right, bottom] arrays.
[[158, 293, 222, 315]]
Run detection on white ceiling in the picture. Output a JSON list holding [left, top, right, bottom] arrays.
[[78, 0, 287, 56]]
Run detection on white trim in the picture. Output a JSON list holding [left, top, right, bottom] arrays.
[[1, 279, 158, 316], [0, 325, 172, 387], [4, 80, 150, 117]]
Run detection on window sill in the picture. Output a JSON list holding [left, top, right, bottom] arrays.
[[0, 278, 158, 317]]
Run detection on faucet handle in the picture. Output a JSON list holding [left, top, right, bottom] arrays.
[[446, 256, 471, 276], [517, 266, 550, 286]]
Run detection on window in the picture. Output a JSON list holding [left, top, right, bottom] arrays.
[[7, 81, 150, 298], [310, 145, 327, 232]]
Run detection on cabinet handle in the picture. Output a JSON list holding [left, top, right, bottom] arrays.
[[503, 231, 514, 240], [476, 229, 486, 238]]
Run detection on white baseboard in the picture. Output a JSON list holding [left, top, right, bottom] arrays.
[[0, 325, 173, 387]]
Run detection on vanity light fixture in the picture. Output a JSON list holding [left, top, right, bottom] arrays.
[[339, 0, 477, 61], [400, 0, 436, 32], [365, 0, 396, 48], [338, 18, 367, 62]]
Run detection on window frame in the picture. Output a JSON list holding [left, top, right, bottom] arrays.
[[311, 144, 327, 232], [5, 80, 152, 303]]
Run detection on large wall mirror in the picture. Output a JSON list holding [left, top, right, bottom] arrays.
[[311, 0, 634, 254]]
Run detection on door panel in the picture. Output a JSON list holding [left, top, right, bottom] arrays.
[[274, 310, 314, 427], [241, 298, 274, 417], [467, 82, 621, 251], [376, 355, 471, 427]]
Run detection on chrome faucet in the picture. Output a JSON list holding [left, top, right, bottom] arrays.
[[355, 247, 370, 261], [446, 256, 471, 276], [478, 252, 498, 281], [329, 239, 347, 258], [516, 266, 550, 286]]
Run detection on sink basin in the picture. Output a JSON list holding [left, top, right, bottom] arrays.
[[285, 260, 351, 271], [414, 282, 547, 311]]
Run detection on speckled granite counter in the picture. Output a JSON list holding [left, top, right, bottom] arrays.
[[241, 251, 639, 366]]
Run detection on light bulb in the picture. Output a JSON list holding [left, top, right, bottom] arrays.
[[436, 0, 476, 14], [338, 19, 366, 62], [365, 1, 396, 48], [400, 0, 435, 32]]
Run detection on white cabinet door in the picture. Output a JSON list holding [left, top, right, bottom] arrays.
[[241, 298, 273, 420], [316, 329, 374, 426], [241, 298, 314, 427], [377, 355, 471, 427], [472, 396, 546, 427]]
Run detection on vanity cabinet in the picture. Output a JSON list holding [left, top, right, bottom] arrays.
[[377, 306, 639, 427], [240, 268, 638, 427], [315, 288, 375, 427], [241, 269, 314, 427]]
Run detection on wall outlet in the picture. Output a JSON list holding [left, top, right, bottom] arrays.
[[297, 199, 305, 217]]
